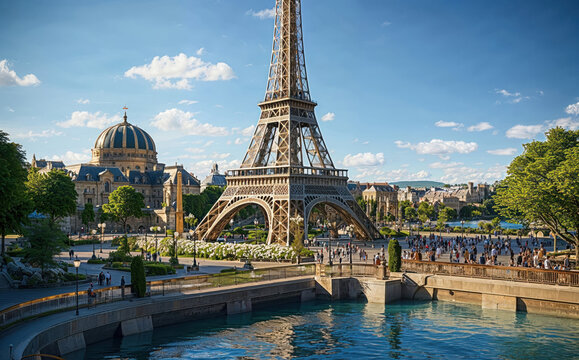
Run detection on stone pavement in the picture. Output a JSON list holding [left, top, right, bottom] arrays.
[[0, 241, 284, 311]]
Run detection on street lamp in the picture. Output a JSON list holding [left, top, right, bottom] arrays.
[[98, 223, 106, 253], [74, 257, 81, 316], [150, 226, 160, 260], [90, 229, 97, 259], [189, 229, 197, 268], [254, 218, 258, 241], [173, 232, 179, 261], [461, 219, 465, 239]]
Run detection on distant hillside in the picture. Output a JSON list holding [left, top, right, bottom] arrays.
[[390, 180, 445, 188]]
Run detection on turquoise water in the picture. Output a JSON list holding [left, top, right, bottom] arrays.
[[82, 300, 579, 359], [446, 220, 523, 229]]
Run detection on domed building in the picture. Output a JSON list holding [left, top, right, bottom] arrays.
[[33, 110, 201, 234]]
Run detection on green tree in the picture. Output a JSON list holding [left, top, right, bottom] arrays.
[[22, 221, 67, 276], [417, 202, 435, 224], [0, 131, 32, 255], [437, 206, 453, 230], [81, 203, 95, 233], [130, 255, 146, 297], [494, 128, 579, 259], [388, 239, 402, 272], [102, 185, 145, 235], [472, 210, 482, 218], [491, 217, 501, 230], [482, 198, 497, 216], [404, 207, 417, 222], [398, 200, 413, 220], [26, 168, 77, 228]]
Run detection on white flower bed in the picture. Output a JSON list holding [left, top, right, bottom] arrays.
[[136, 237, 297, 261]]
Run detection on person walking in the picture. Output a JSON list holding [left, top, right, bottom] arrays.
[[120, 276, 126, 299]]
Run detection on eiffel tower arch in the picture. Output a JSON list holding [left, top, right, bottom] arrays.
[[195, 0, 380, 245]]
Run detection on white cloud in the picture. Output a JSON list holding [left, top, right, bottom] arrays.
[[76, 98, 90, 104], [439, 164, 507, 184], [196, 48, 205, 56], [496, 89, 520, 97], [50, 150, 91, 164], [495, 88, 528, 104], [429, 161, 463, 169], [178, 99, 198, 105], [191, 159, 241, 178], [234, 138, 245, 145], [505, 124, 543, 139], [565, 101, 579, 115], [0, 59, 41, 87], [487, 148, 517, 156], [7, 107, 15, 112], [321, 112, 335, 122], [14, 129, 63, 140], [151, 108, 229, 136], [240, 125, 255, 137], [467, 122, 493, 132], [354, 168, 430, 182], [395, 139, 478, 156], [435, 120, 462, 128], [343, 152, 384, 167], [548, 117, 579, 130], [124, 53, 235, 90], [381, 21, 392, 27], [57, 111, 120, 129], [246, 7, 275, 19]]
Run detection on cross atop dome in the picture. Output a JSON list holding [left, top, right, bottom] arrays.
[[123, 106, 128, 123]]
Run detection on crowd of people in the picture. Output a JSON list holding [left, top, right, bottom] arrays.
[[311, 234, 574, 271]]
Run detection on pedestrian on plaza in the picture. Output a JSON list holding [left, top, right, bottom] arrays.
[[120, 276, 126, 299], [564, 255, 570, 271], [98, 271, 104, 286], [106, 271, 111, 285]]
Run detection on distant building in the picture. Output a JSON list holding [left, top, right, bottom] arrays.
[[420, 182, 490, 211], [32, 111, 201, 233], [201, 163, 227, 191], [361, 183, 399, 220], [397, 186, 426, 205]]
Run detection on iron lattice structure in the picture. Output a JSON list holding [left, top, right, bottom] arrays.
[[195, 0, 379, 245]]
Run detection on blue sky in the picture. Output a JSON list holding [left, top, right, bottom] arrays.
[[1, 0, 578, 184]]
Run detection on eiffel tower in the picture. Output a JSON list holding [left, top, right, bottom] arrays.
[[195, 0, 379, 244]]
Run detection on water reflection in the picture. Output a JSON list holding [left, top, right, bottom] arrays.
[[84, 300, 579, 360]]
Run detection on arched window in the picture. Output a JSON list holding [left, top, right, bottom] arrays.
[[104, 181, 110, 193]]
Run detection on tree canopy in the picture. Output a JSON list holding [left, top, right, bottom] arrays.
[[22, 221, 67, 275], [26, 168, 77, 228], [183, 186, 225, 221], [0, 131, 32, 254], [81, 203, 95, 231], [494, 127, 578, 258], [102, 185, 145, 234]]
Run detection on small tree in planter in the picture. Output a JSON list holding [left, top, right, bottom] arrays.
[[130, 256, 146, 297], [388, 239, 401, 272]]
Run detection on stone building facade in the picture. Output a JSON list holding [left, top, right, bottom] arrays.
[[33, 112, 201, 234], [361, 183, 399, 220]]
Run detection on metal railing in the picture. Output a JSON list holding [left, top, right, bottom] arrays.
[[320, 263, 379, 278], [401, 260, 579, 287], [0, 264, 316, 329]]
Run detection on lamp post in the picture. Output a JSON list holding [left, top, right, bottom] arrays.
[[90, 229, 97, 259], [253, 218, 258, 241], [98, 223, 106, 253], [189, 229, 197, 268], [461, 219, 465, 239], [346, 225, 354, 264], [74, 257, 81, 316], [150, 226, 160, 261], [173, 232, 179, 261], [230, 218, 234, 240]]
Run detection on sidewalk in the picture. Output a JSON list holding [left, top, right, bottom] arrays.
[[0, 242, 287, 310]]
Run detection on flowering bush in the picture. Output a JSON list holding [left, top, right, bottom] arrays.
[[135, 237, 298, 261]]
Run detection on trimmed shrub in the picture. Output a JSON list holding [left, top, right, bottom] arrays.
[[388, 239, 402, 272], [130, 256, 146, 297], [144, 263, 175, 275]]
